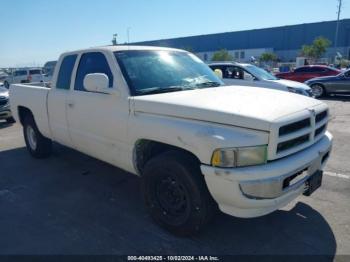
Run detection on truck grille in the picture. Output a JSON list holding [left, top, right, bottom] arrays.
[[316, 110, 328, 123], [277, 134, 310, 153], [269, 107, 329, 160], [279, 118, 311, 136]]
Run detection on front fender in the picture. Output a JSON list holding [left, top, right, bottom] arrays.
[[128, 112, 269, 165]]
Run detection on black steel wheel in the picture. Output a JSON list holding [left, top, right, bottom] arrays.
[[141, 150, 217, 236]]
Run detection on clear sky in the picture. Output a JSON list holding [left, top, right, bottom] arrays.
[[0, 0, 349, 67]]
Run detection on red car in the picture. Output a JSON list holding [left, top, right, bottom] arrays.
[[275, 65, 341, 83]]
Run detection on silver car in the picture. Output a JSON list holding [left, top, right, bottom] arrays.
[[0, 86, 14, 123]]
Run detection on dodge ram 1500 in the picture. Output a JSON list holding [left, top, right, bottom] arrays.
[[10, 46, 333, 235]]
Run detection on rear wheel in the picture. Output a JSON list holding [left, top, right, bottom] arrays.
[[141, 151, 217, 236], [311, 84, 326, 98], [23, 114, 52, 158]]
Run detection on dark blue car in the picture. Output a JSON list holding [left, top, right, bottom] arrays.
[[305, 69, 350, 98]]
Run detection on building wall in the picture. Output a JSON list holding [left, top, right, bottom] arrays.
[[134, 19, 350, 62], [196, 48, 273, 62]]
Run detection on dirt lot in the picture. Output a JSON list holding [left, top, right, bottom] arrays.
[[0, 96, 349, 258]]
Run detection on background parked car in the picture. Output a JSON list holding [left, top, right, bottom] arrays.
[[3, 68, 44, 89], [305, 69, 350, 98], [0, 70, 8, 82], [275, 65, 341, 83], [0, 86, 14, 123], [42, 60, 57, 83], [209, 62, 312, 96]]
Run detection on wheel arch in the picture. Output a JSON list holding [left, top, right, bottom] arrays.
[[133, 139, 201, 175], [17, 106, 34, 125]]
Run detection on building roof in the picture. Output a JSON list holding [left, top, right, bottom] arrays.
[[134, 19, 350, 52]]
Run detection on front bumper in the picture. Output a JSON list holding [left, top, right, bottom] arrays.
[[201, 131, 333, 218]]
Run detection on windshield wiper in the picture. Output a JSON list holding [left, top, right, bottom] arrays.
[[135, 86, 194, 95], [195, 81, 222, 88]]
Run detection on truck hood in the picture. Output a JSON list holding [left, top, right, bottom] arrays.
[[132, 86, 323, 131], [270, 79, 311, 90]]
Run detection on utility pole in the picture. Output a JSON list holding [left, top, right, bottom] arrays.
[[334, 0, 342, 56], [127, 27, 131, 44], [112, 34, 118, 46]]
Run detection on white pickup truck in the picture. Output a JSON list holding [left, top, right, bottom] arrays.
[[10, 46, 333, 236]]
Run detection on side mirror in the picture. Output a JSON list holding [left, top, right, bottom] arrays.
[[83, 73, 118, 95], [214, 69, 223, 79]]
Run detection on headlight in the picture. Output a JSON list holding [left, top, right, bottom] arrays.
[[211, 145, 268, 168], [287, 87, 310, 97]]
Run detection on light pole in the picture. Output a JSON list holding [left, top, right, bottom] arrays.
[[127, 27, 131, 44], [112, 33, 118, 46], [334, 0, 342, 58]]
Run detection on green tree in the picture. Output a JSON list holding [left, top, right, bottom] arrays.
[[259, 52, 278, 62], [211, 49, 233, 61], [301, 36, 331, 60]]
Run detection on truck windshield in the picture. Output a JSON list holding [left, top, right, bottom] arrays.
[[245, 65, 278, 81], [115, 50, 223, 96]]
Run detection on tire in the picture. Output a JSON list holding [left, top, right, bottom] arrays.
[[311, 84, 326, 98], [141, 150, 217, 236], [6, 117, 15, 124], [4, 81, 9, 89], [23, 114, 52, 158]]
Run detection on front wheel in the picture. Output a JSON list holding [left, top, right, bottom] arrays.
[[311, 84, 326, 98], [23, 114, 52, 158], [141, 151, 217, 236]]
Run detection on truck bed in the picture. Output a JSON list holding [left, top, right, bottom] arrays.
[[9, 83, 52, 138]]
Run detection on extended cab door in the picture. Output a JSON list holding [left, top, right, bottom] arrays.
[[66, 51, 129, 166], [48, 54, 77, 146]]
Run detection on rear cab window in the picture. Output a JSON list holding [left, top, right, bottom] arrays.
[[56, 54, 78, 90]]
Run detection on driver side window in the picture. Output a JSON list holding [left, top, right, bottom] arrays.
[[74, 52, 114, 92]]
